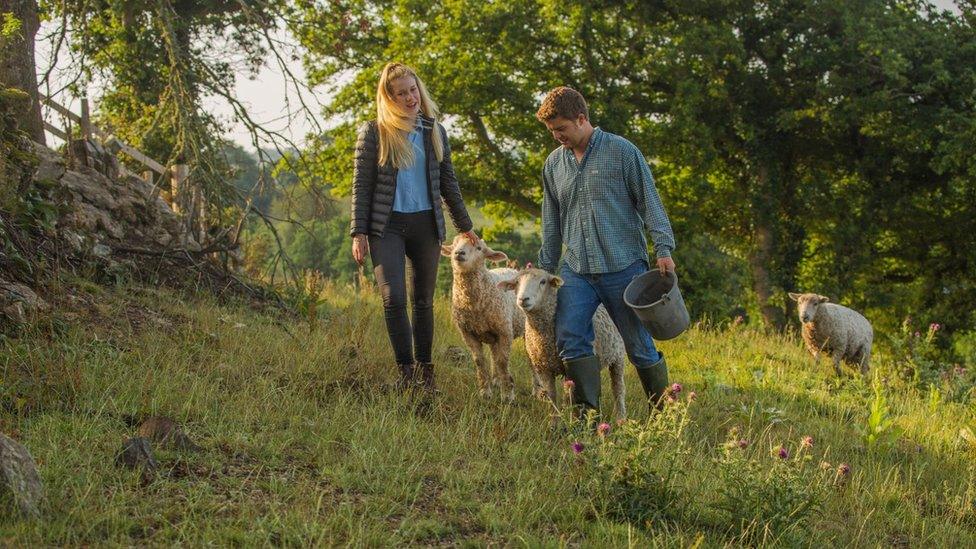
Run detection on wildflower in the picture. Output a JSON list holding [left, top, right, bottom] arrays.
[[572, 441, 584, 454], [732, 315, 744, 327], [665, 395, 677, 404], [930, 322, 941, 332], [597, 423, 611, 436], [738, 439, 749, 449], [777, 446, 790, 460], [670, 383, 683, 395], [563, 379, 575, 390], [800, 436, 814, 449], [820, 461, 833, 471], [837, 463, 851, 476], [914, 331, 921, 338], [687, 391, 697, 402]]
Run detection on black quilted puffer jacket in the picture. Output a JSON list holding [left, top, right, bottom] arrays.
[[350, 115, 473, 241]]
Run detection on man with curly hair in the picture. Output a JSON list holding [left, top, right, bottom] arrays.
[[535, 86, 676, 415]]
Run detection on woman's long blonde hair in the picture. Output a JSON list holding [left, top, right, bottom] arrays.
[[376, 62, 444, 169]]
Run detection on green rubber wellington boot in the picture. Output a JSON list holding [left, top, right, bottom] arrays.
[[635, 353, 670, 410], [564, 355, 602, 420]]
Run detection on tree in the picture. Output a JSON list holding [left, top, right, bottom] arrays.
[[0, 0, 44, 143], [296, 0, 974, 331]]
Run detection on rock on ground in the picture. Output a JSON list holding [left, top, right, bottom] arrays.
[[0, 434, 44, 518]]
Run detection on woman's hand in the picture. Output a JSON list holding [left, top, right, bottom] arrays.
[[461, 230, 479, 245], [352, 234, 369, 265]]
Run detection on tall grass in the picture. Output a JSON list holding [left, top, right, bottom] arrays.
[[0, 281, 973, 545]]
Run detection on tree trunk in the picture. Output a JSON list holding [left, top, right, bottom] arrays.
[[750, 165, 787, 331], [749, 224, 786, 331], [0, 0, 45, 145]]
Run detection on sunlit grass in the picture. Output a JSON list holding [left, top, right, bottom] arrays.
[[0, 281, 973, 545]]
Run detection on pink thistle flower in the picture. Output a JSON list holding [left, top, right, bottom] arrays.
[[837, 463, 851, 476], [914, 331, 921, 338], [738, 439, 749, 449], [597, 423, 611, 436], [670, 383, 683, 394], [563, 379, 575, 390], [930, 323, 941, 332], [572, 441, 584, 454], [800, 436, 814, 449], [687, 391, 697, 402], [777, 446, 790, 460]]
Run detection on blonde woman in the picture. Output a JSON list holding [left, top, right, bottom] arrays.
[[350, 62, 478, 393]]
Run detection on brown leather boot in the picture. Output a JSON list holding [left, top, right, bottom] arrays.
[[416, 362, 436, 393], [393, 362, 415, 392]]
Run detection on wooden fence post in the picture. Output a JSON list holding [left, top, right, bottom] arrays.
[[170, 164, 188, 213], [80, 97, 92, 141]]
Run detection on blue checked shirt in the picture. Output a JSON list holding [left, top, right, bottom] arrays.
[[538, 127, 675, 275]]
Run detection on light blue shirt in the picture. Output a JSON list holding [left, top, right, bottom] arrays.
[[538, 127, 675, 275], [393, 122, 432, 213]]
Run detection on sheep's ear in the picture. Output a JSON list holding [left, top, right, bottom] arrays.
[[549, 276, 564, 288], [818, 295, 830, 304], [440, 244, 454, 257], [788, 292, 801, 301], [497, 279, 517, 291], [486, 250, 509, 263]]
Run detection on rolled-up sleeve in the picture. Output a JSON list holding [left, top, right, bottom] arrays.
[[625, 146, 675, 258], [538, 165, 562, 273]]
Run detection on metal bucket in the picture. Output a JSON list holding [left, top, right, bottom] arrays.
[[623, 270, 690, 340]]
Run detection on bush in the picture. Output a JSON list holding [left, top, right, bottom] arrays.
[[714, 431, 829, 544], [569, 392, 694, 527], [888, 317, 953, 387]]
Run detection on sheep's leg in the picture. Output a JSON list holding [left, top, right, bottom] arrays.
[[541, 372, 557, 407], [531, 370, 546, 401], [462, 332, 492, 399], [489, 335, 516, 403], [831, 351, 844, 377], [859, 346, 871, 376], [608, 360, 627, 420]]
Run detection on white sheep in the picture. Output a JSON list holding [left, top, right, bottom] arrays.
[[789, 292, 873, 376], [499, 268, 627, 419], [441, 234, 526, 402]]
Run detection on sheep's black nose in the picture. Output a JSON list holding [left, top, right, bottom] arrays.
[[519, 297, 529, 307], [454, 251, 466, 260]]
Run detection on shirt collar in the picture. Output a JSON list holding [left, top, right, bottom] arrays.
[[565, 126, 603, 162]]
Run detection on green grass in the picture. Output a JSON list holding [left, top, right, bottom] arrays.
[[0, 280, 974, 546]]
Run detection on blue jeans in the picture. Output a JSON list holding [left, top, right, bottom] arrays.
[[555, 260, 661, 367]]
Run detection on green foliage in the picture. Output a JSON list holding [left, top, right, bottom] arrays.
[[888, 317, 952, 387], [1, 282, 975, 544], [714, 432, 828, 544], [863, 374, 901, 451], [574, 401, 694, 526], [1, 11, 20, 38], [47, 1, 294, 224], [295, 0, 976, 333]]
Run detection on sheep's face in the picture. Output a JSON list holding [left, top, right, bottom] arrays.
[[789, 292, 829, 323], [440, 234, 508, 273], [498, 268, 562, 312]]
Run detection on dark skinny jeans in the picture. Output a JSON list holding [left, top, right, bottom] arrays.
[[368, 210, 441, 365]]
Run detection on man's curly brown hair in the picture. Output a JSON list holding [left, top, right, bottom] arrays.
[[536, 86, 589, 122]]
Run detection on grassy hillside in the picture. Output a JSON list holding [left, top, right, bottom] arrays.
[[0, 280, 974, 546]]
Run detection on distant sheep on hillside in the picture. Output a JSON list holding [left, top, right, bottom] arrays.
[[789, 292, 873, 376], [442, 235, 526, 402]]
